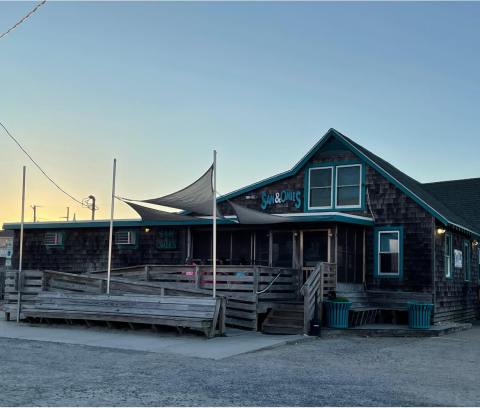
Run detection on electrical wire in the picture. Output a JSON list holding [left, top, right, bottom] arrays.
[[0, 1, 46, 40], [0, 120, 85, 206]]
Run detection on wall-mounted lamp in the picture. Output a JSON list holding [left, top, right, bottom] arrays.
[[473, 240, 478, 247], [436, 228, 446, 235], [144, 228, 150, 233]]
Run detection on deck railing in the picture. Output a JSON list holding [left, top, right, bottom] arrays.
[[300, 262, 337, 334]]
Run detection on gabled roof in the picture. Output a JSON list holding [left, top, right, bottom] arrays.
[[423, 178, 480, 235], [218, 128, 480, 237]]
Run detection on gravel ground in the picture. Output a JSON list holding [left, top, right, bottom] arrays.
[[0, 324, 479, 406]]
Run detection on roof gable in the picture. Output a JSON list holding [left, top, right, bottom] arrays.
[[219, 128, 480, 237]]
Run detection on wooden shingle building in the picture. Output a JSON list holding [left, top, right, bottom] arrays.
[[4, 129, 479, 328]]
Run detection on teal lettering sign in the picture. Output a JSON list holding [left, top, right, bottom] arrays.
[[157, 230, 178, 250], [260, 190, 301, 210]]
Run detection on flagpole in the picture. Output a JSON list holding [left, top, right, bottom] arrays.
[[106, 158, 117, 295], [16, 166, 26, 323], [212, 150, 217, 298]]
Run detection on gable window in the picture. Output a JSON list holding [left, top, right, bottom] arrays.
[[308, 167, 333, 209], [445, 233, 452, 278], [464, 240, 471, 281], [336, 164, 362, 208], [44, 232, 63, 246], [115, 231, 136, 245], [375, 227, 403, 278]]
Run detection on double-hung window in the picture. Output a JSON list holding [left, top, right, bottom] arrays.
[[445, 233, 452, 278], [376, 228, 402, 278], [336, 164, 362, 208], [464, 240, 471, 281], [308, 167, 333, 209]]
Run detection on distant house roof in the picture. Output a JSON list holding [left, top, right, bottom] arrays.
[[423, 178, 480, 236]]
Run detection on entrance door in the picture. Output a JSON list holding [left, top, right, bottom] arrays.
[[301, 230, 330, 282]]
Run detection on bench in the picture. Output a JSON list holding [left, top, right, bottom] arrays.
[[22, 291, 226, 338]]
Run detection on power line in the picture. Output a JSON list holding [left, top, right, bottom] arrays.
[[0, 120, 85, 206], [0, 1, 47, 40]]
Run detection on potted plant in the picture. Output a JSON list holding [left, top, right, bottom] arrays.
[[324, 294, 352, 329]]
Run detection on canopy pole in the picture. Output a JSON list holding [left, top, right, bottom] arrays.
[[16, 166, 26, 323], [106, 158, 117, 295], [212, 150, 217, 298]]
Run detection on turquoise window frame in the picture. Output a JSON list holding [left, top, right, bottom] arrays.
[[463, 240, 471, 281], [303, 161, 366, 212], [445, 232, 453, 279], [374, 226, 404, 279]]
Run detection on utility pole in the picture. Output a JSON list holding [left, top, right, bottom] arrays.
[[30, 205, 41, 222], [60, 207, 70, 222], [88, 195, 96, 220]]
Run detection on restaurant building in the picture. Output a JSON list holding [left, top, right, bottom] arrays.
[[4, 128, 480, 324]]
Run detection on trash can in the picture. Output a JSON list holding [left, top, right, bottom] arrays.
[[407, 301, 433, 329], [324, 300, 352, 329]]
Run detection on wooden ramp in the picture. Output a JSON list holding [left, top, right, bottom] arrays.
[[22, 292, 225, 338]]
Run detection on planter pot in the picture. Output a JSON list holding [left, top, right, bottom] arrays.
[[407, 301, 433, 329], [324, 300, 352, 329]]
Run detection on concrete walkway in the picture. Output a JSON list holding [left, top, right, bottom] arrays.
[[0, 315, 307, 360]]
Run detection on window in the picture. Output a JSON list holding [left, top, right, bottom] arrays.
[[375, 228, 402, 278], [115, 231, 136, 245], [464, 240, 471, 281], [336, 164, 362, 208], [44, 232, 63, 246], [445, 233, 452, 278], [308, 167, 333, 209]]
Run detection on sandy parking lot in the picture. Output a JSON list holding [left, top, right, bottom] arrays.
[[0, 323, 479, 406]]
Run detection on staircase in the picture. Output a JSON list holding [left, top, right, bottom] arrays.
[[262, 302, 304, 335]]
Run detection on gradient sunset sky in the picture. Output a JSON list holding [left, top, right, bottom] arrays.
[[1, 1, 479, 227]]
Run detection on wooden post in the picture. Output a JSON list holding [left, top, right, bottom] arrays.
[[303, 285, 310, 335], [144, 265, 150, 281], [253, 266, 259, 295], [194, 265, 200, 289], [16, 166, 26, 323]]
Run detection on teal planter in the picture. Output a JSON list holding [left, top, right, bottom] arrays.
[[324, 300, 352, 328], [408, 302, 433, 329]]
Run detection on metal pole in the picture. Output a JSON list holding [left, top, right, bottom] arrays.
[[106, 159, 117, 295], [212, 150, 217, 298], [17, 166, 26, 322], [66, 207, 70, 222]]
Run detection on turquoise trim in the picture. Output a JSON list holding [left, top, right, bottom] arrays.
[[3, 213, 374, 231], [374, 226, 404, 280], [3, 218, 237, 230], [303, 160, 366, 213]]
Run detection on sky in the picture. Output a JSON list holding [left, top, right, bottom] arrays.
[[1, 1, 479, 227]]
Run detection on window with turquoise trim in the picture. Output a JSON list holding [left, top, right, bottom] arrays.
[[308, 167, 333, 209], [375, 227, 403, 278], [336, 164, 362, 208], [464, 240, 471, 281], [445, 233, 452, 278], [44, 232, 63, 246], [115, 231, 136, 245]]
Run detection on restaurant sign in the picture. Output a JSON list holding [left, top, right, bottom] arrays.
[[261, 190, 301, 210]]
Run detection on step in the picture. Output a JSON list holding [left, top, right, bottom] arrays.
[[270, 310, 303, 319], [264, 317, 304, 327], [272, 303, 304, 312], [262, 323, 304, 335]]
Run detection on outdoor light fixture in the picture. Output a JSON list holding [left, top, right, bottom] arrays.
[[436, 228, 446, 235], [473, 240, 478, 247], [144, 228, 150, 233]]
